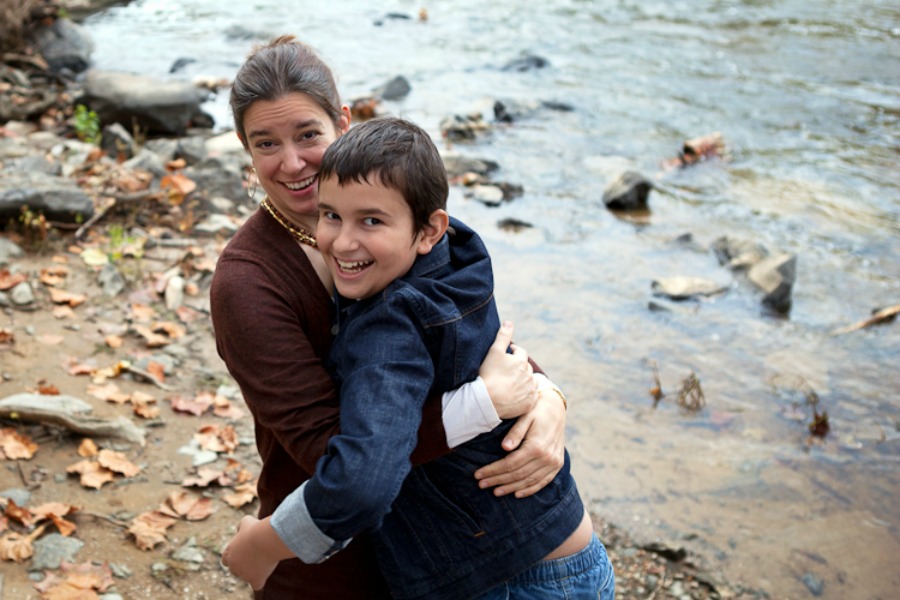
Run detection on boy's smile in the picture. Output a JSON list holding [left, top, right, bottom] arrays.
[[317, 176, 429, 300]]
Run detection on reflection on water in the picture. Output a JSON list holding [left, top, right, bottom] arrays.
[[85, 1, 899, 596]]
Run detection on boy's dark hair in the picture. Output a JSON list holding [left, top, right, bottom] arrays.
[[320, 117, 449, 234]]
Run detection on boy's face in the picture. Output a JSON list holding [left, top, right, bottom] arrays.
[[317, 175, 428, 300]]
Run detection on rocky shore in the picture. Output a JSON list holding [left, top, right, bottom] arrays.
[[0, 3, 778, 599]]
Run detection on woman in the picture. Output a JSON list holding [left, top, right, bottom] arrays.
[[211, 35, 569, 599]]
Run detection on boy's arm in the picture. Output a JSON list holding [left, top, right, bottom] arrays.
[[271, 306, 436, 563], [221, 515, 293, 590]]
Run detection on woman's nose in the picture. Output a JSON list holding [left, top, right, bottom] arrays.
[[280, 148, 306, 173]]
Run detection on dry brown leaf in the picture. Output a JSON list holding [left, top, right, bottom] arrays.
[[77, 439, 98, 457], [213, 395, 245, 420], [65, 359, 95, 376], [0, 428, 39, 460], [66, 460, 115, 489], [0, 270, 27, 290], [145, 361, 166, 383], [181, 465, 225, 488], [48, 288, 86, 307], [104, 335, 123, 349], [169, 393, 213, 416], [38, 334, 65, 345], [52, 305, 76, 319], [34, 560, 115, 596], [194, 423, 238, 453], [97, 449, 141, 477], [161, 173, 196, 205], [36, 380, 60, 395], [133, 324, 170, 348], [0, 523, 46, 562], [4, 499, 35, 527], [132, 401, 160, 419], [131, 390, 156, 404], [223, 481, 259, 509], [160, 491, 216, 521], [86, 383, 120, 402], [129, 303, 157, 322], [127, 511, 176, 551], [0, 328, 14, 345]]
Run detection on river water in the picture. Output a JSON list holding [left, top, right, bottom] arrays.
[[82, 1, 899, 598]]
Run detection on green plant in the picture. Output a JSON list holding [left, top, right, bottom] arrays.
[[73, 104, 101, 144]]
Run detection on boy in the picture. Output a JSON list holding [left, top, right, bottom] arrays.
[[223, 117, 613, 599]]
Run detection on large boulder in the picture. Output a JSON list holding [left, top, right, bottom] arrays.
[[0, 171, 94, 226], [31, 18, 94, 74], [81, 70, 210, 136]]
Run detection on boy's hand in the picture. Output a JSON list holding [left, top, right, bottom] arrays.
[[221, 515, 283, 590], [479, 321, 537, 419], [474, 378, 566, 498]]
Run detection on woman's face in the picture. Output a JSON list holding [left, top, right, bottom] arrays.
[[242, 93, 350, 230]]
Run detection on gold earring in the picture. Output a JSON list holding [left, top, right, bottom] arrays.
[[247, 167, 259, 200]]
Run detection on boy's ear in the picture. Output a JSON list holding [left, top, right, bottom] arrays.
[[416, 209, 449, 255]]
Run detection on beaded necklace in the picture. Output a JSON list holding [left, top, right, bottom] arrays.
[[260, 197, 318, 248]]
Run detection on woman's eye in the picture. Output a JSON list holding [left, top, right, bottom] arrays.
[[301, 130, 319, 141]]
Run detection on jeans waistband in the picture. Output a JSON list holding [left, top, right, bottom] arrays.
[[509, 534, 605, 583]]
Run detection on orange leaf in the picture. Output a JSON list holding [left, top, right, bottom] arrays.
[[48, 288, 86, 307], [4, 499, 35, 527], [160, 491, 216, 521], [97, 449, 141, 477], [104, 335, 123, 349], [77, 439, 98, 457], [0, 428, 39, 460], [0, 524, 46, 562], [66, 460, 115, 489], [52, 305, 76, 319], [129, 303, 157, 322], [223, 481, 259, 508], [128, 511, 177, 551], [0, 270, 27, 291]]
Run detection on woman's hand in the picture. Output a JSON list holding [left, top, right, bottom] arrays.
[[221, 515, 289, 590], [474, 375, 567, 498], [478, 321, 537, 419]]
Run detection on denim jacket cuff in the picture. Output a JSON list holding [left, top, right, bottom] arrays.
[[270, 480, 351, 564]]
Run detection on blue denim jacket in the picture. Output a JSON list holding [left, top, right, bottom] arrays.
[[271, 217, 584, 600]]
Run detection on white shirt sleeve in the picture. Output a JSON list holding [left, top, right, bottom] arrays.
[[441, 376, 501, 448]]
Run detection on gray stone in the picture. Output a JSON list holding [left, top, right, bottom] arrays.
[[0, 173, 95, 224], [712, 236, 769, 270], [0, 488, 31, 506], [374, 75, 411, 101], [603, 171, 653, 211], [0, 237, 24, 265], [651, 276, 729, 300], [748, 253, 797, 314], [441, 153, 499, 178], [31, 533, 84, 570], [10, 281, 35, 306], [83, 70, 210, 136], [98, 264, 126, 297], [31, 18, 94, 74], [100, 122, 136, 160]]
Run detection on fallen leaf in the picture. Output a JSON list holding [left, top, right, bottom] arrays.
[[77, 439, 98, 457], [0, 428, 39, 460], [159, 491, 216, 521], [37, 334, 65, 345], [104, 335, 123, 349], [170, 393, 213, 416], [0, 328, 14, 345], [66, 460, 115, 489], [36, 380, 60, 395], [52, 305, 76, 319], [48, 288, 86, 307], [34, 560, 115, 595], [213, 395, 245, 420], [0, 523, 46, 562], [146, 361, 165, 383], [181, 465, 225, 488], [80, 247, 110, 267], [128, 511, 177, 551], [0, 270, 27, 291], [129, 303, 157, 322], [86, 383, 121, 402], [223, 481, 258, 509], [97, 449, 141, 477], [4, 499, 35, 527]]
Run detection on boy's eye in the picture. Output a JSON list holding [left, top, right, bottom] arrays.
[[322, 210, 339, 221], [363, 217, 382, 226]]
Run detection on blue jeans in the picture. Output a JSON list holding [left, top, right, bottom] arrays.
[[471, 534, 615, 600]]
